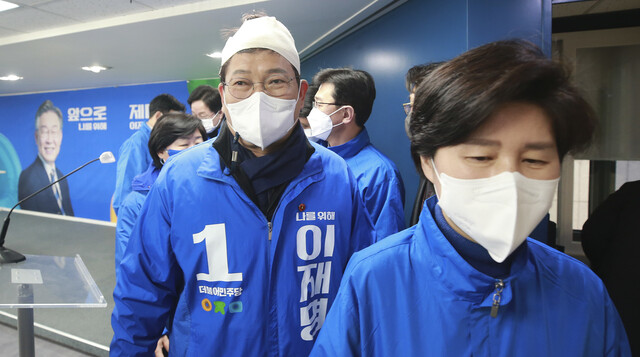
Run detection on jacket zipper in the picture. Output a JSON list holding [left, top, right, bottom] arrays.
[[268, 221, 273, 241], [490, 279, 504, 318]]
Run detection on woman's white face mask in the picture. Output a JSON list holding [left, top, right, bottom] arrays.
[[431, 158, 559, 262]]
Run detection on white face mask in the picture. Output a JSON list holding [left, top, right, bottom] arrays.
[[225, 91, 299, 150], [304, 107, 345, 142], [431, 159, 559, 263], [201, 112, 222, 134]]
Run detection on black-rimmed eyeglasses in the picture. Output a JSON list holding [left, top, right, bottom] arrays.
[[222, 75, 296, 100], [313, 100, 345, 109]]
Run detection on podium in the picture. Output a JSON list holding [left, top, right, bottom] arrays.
[[0, 254, 107, 357]]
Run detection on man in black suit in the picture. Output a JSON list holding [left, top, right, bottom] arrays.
[[18, 100, 74, 216]]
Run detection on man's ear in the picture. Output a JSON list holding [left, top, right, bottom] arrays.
[[342, 106, 355, 124], [294, 80, 309, 118], [218, 83, 231, 125], [218, 82, 225, 102], [150, 110, 163, 123], [298, 79, 309, 101]]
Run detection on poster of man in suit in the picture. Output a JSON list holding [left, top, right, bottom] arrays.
[[18, 99, 74, 216]]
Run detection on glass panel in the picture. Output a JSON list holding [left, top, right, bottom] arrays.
[[576, 44, 640, 160], [573, 160, 590, 231], [0, 254, 107, 308]]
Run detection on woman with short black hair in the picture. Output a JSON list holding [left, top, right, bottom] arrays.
[[115, 113, 205, 271], [311, 40, 630, 356]]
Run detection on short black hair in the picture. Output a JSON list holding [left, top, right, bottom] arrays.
[[409, 39, 596, 174], [312, 68, 376, 127], [299, 84, 318, 118], [187, 85, 222, 113], [405, 62, 442, 93], [148, 113, 206, 168], [148, 94, 185, 118]]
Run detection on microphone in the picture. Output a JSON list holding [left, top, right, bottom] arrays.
[[0, 151, 116, 264]]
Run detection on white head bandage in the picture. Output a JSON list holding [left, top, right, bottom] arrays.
[[220, 16, 300, 74]]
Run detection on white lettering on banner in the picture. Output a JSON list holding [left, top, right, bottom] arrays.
[[68, 108, 80, 122], [68, 106, 108, 131], [193, 224, 243, 282], [78, 122, 91, 131], [93, 106, 107, 120], [129, 121, 142, 130], [300, 298, 328, 341], [93, 122, 107, 130], [296, 224, 335, 340], [129, 104, 149, 120], [80, 107, 93, 121]]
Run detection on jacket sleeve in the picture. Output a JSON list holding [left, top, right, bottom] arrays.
[[114, 191, 144, 270], [110, 179, 180, 356], [369, 174, 405, 241], [349, 169, 377, 252], [310, 258, 363, 357], [113, 137, 146, 215]]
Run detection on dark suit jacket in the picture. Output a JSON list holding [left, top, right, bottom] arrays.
[[18, 158, 74, 216], [582, 180, 640, 356]]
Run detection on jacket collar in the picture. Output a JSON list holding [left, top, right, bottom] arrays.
[[131, 162, 160, 192], [415, 196, 532, 305], [328, 127, 370, 159], [197, 131, 325, 194]]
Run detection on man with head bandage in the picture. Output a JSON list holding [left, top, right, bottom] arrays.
[[110, 14, 375, 356]]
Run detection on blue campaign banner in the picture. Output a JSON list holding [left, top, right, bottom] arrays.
[[0, 81, 189, 221]]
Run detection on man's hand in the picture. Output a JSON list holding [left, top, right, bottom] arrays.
[[155, 335, 170, 357]]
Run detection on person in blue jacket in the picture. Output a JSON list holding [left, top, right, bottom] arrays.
[[111, 14, 375, 357], [311, 40, 631, 356], [306, 68, 405, 239], [115, 113, 205, 271], [112, 94, 185, 216]]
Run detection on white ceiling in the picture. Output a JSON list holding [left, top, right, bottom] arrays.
[[0, 0, 402, 96], [1, 0, 638, 97]]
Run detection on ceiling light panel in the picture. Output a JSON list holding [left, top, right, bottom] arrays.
[[0, 1, 18, 12], [38, 0, 149, 23], [0, 6, 78, 33], [137, 0, 212, 9], [0, 74, 23, 80], [10, 0, 51, 6]]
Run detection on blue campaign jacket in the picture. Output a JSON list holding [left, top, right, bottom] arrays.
[[111, 141, 376, 356], [114, 162, 160, 270], [328, 128, 405, 239], [112, 123, 152, 215], [311, 197, 631, 357]]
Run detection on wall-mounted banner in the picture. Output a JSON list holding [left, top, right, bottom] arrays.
[[0, 81, 189, 221]]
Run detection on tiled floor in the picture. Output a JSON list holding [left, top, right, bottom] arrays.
[[0, 323, 92, 357]]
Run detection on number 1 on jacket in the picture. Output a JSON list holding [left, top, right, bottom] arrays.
[[193, 224, 243, 282]]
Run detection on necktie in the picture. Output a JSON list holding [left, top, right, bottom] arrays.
[[49, 169, 66, 215]]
